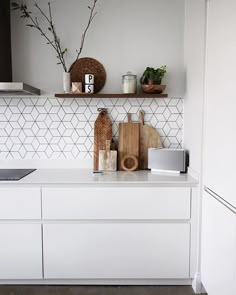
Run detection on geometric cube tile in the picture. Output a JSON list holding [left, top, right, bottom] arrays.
[[0, 96, 183, 159]]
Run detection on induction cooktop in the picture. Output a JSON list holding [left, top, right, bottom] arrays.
[[0, 169, 36, 181]]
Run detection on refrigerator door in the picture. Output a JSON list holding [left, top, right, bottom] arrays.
[[201, 189, 236, 295], [203, 0, 236, 208]]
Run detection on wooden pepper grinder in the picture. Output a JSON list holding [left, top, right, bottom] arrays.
[[94, 108, 112, 170]]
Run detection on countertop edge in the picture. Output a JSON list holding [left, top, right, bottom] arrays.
[[0, 169, 199, 187]]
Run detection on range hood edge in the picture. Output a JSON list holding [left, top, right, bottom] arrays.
[[0, 82, 40, 96]]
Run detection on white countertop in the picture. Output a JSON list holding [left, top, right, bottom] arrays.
[[0, 169, 198, 187]]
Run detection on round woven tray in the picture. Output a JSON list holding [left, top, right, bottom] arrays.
[[69, 58, 106, 93]]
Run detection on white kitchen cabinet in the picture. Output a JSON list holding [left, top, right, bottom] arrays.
[[201, 191, 236, 295], [0, 171, 196, 284], [42, 187, 191, 220], [0, 187, 41, 219], [0, 224, 42, 279], [43, 223, 190, 279]]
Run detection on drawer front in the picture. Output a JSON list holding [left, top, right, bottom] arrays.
[[43, 223, 190, 279], [0, 188, 41, 219], [42, 187, 191, 220]]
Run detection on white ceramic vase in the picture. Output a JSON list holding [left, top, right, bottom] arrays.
[[63, 72, 71, 93]]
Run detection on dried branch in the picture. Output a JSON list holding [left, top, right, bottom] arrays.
[[75, 0, 98, 60], [11, 1, 99, 72], [12, 1, 68, 72], [35, 2, 67, 71]]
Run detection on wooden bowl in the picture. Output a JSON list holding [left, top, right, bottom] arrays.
[[141, 84, 166, 94]]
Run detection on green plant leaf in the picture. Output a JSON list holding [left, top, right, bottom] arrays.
[[140, 65, 167, 85]]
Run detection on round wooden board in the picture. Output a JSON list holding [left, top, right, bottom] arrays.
[[69, 58, 106, 93]]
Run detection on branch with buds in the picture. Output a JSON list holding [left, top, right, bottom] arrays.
[[11, 1, 98, 72], [76, 0, 98, 61]]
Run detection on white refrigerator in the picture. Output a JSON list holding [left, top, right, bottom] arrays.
[[201, 0, 236, 294]]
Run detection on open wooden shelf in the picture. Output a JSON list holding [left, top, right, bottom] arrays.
[[54, 93, 168, 98]]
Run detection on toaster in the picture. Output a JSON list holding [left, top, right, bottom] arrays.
[[148, 148, 186, 173]]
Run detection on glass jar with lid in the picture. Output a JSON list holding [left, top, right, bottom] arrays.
[[122, 72, 137, 94]]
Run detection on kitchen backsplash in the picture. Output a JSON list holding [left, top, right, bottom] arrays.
[[0, 97, 183, 160]]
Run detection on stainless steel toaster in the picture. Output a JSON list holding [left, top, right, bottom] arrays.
[[148, 148, 186, 173]]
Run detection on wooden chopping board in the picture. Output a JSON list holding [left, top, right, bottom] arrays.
[[118, 113, 140, 171], [94, 108, 112, 170], [139, 110, 162, 170]]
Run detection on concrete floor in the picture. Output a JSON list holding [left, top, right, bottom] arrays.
[[0, 286, 207, 295]]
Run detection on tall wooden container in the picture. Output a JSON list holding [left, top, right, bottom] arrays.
[[93, 108, 112, 170]]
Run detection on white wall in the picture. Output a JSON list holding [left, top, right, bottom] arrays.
[[184, 0, 206, 174], [11, 0, 185, 95]]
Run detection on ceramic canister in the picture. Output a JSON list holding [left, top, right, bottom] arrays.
[[122, 71, 137, 94]]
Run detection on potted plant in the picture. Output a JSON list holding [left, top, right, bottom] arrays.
[[140, 66, 167, 94]]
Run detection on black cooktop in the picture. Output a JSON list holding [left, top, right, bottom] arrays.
[[0, 169, 36, 181]]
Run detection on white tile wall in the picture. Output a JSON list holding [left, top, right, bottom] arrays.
[[0, 97, 183, 160]]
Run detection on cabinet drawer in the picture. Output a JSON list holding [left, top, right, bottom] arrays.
[[42, 187, 191, 220], [43, 223, 190, 279], [0, 188, 41, 219]]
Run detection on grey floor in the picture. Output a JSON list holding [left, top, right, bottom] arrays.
[[0, 286, 207, 295]]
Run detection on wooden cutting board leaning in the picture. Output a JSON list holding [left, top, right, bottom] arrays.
[[139, 110, 162, 169], [94, 109, 162, 171], [118, 113, 140, 171]]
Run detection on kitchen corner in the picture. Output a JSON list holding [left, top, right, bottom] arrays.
[[0, 0, 196, 292], [1, 0, 235, 294]]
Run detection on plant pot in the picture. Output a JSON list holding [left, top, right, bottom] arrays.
[[141, 84, 166, 94], [63, 72, 71, 93]]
